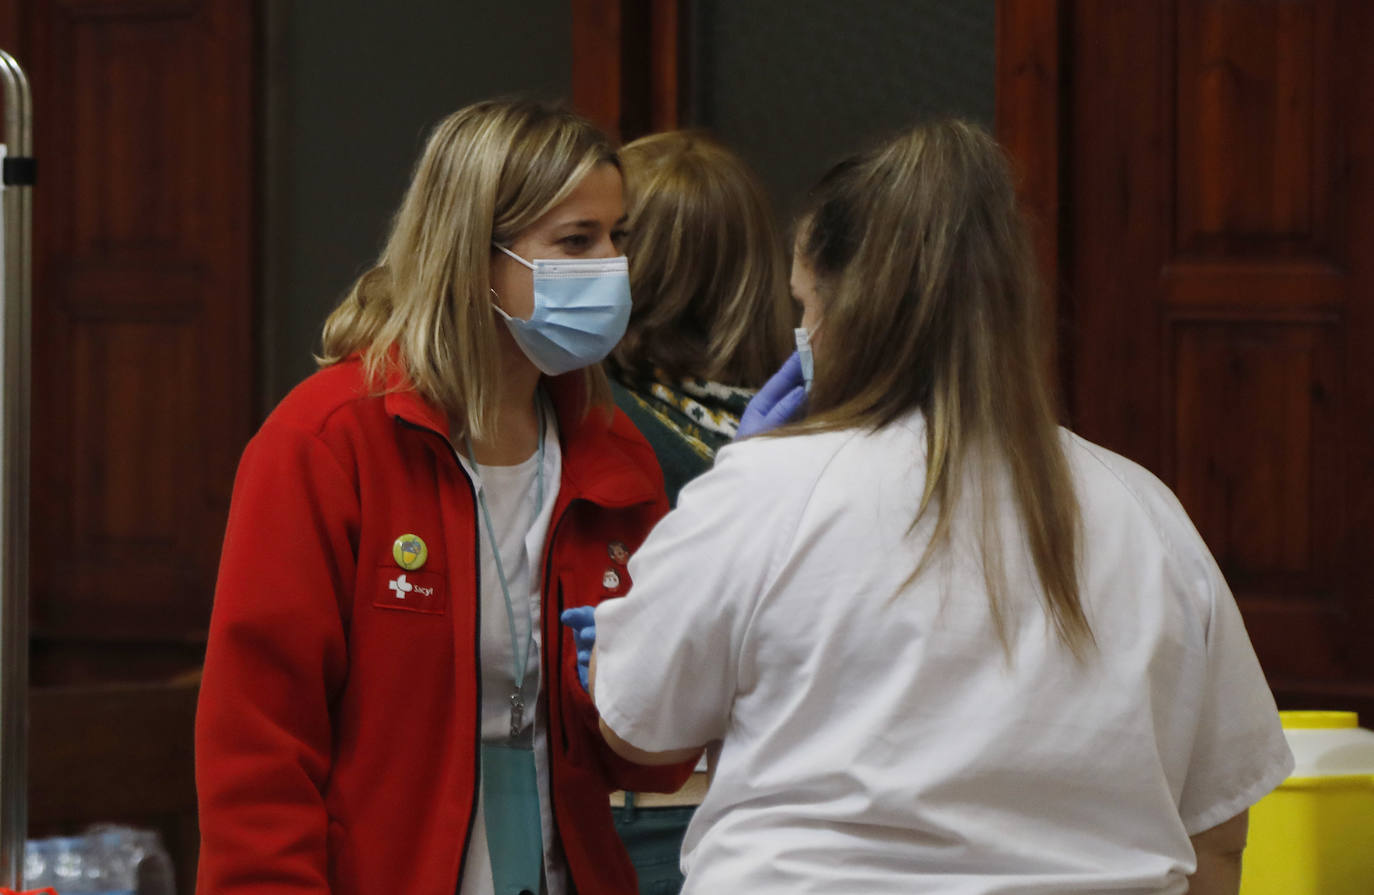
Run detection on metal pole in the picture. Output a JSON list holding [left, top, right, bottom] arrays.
[[0, 47, 33, 888]]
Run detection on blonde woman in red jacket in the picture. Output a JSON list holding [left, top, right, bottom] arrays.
[[195, 99, 695, 895]]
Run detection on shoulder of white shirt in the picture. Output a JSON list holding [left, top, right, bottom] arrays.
[[1063, 430, 1220, 597]]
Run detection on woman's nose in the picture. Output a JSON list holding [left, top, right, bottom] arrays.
[[591, 231, 621, 258]]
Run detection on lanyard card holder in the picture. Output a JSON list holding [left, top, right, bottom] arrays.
[[481, 742, 544, 895]]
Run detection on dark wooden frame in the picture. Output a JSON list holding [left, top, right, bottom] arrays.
[[571, 0, 686, 142], [995, 0, 1072, 412]]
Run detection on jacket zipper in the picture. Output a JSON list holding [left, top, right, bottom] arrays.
[[540, 506, 576, 890], [542, 497, 653, 894], [396, 418, 483, 894]]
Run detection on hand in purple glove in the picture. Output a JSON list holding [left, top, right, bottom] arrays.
[[559, 606, 596, 691], [737, 352, 807, 439]]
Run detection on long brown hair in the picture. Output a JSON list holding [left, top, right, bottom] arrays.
[[610, 131, 792, 388], [793, 119, 1091, 657], [317, 98, 616, 439]]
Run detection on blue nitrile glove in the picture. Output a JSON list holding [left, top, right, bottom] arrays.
[[737, 351, 807, 439], [559, 606, 596, 692]]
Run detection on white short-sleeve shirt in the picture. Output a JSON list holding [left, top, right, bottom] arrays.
[[593, 415, 1293, 895]]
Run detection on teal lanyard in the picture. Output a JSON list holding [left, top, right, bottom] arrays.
[[466, 396, 546, 741]]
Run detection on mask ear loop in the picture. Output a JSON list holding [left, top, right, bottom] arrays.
[[490, 286, 517, 323], [493, 243, 536, 270], [491, 244, 535, 323]]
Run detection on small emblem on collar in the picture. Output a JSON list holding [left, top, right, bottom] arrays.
[[608, 541, 629, 565], [393, 534, 428, 570], [602, 568, 621, 590]]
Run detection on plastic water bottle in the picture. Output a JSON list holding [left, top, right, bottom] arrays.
[[23, 826, 174, 895]]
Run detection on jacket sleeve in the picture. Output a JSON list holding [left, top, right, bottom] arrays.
[[593, 439, 815, 772], [567, 628, 700, 794], [589, 710, 701, 793], [195, 421, 359, 894]]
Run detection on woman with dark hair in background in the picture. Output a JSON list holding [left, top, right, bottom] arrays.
[[608, 131, 794, 507]]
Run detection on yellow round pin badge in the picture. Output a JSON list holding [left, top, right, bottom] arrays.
[[393, 534, 428, 571]]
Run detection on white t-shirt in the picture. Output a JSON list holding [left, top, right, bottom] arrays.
[[594, 414, 1293, 895], [458, 400, 567, 895]]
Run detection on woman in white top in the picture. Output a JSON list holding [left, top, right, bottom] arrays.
[[584, 120, 1293, 894]]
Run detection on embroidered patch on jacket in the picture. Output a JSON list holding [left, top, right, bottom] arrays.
[[374, 567, 445, 615]]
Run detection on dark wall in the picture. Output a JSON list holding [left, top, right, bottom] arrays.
[[689, 0, 995, 218], [261, 1, 573, 405]]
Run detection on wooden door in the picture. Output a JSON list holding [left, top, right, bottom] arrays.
[[12, 0, 256, 684], [1000, 0, 1374, 718], [1, 0, 256, 889]]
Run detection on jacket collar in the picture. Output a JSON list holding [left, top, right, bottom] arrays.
[[379, 363, 659, 510], [384, 384, 447, 437]]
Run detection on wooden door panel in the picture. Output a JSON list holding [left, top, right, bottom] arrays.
[[1163, 261, 1343, 310], [66, 318, 204, 637], [66, 7, 211, 250], [1054, 0, 1374, 715], [23, 0, 255, 662], [1174, 0, 1334, 253], [1168, 320, 1341, 590], [1070, 0, 1168, 471]]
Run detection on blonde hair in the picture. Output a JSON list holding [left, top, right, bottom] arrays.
[[794, 119, 1091, 657], [318, 98, 617, 439], [610, 131, 792, 387]]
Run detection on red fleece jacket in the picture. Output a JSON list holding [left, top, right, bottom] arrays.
[[195, 360, 694, 894]]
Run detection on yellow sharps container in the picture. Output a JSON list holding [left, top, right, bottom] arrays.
[[1240, 711, 1374, 895]]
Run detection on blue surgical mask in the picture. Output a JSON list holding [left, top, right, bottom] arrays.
[[795, 326, 815, 393], [493, 245, 632, 376]]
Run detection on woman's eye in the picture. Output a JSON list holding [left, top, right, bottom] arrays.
[[611, 228, 629, 247], [560, 233, 591, 250]]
